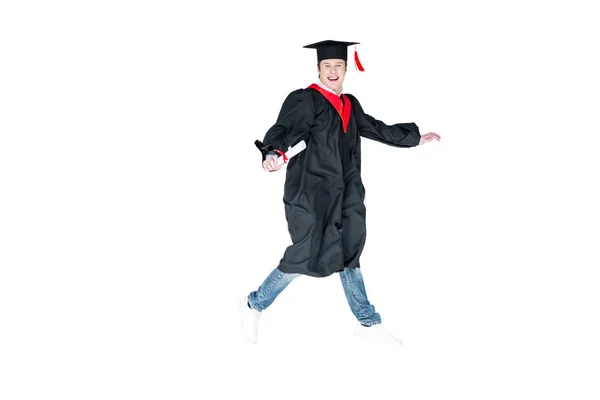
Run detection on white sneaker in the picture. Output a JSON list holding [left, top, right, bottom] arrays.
[[239, 297, 261, 344], [354, 323, 403, 345]]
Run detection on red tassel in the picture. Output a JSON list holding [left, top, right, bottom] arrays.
[[354, 47, 364, 71]]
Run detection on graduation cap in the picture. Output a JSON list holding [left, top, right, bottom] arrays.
[[303, 40, 365, 71]]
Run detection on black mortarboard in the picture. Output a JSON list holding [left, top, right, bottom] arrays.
[[303, 40, 365, 71]]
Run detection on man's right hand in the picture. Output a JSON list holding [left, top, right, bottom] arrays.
[[262, 154, 284, 172]]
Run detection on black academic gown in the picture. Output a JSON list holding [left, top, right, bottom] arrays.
[[255, 86, 421, 278]]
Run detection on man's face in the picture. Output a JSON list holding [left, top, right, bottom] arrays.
[[318, 59, 346, 93]]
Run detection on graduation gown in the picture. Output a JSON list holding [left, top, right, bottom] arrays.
[[255, 85, 421, 277]]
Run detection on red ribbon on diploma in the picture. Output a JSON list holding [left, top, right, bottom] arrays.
[[274, 149, 288, 163]]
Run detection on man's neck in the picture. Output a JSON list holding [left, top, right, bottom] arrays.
[[315, 79, 343, 96]]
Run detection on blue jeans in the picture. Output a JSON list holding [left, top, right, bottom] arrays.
[[247, 267, 382, 326]]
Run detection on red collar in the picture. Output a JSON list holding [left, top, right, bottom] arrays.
[[307, 84, 352, 133]]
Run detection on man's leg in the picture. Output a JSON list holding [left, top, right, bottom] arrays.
[[338, 267, 402, 345], [240, 267, 300, 343], [247, 267, 300, 311], [338, 266, 381, 326]]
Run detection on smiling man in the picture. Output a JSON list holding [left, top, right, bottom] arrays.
[[318, 58, 346, 93], [241, 40, 441, 345]]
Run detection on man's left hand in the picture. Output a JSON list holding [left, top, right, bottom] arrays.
[[419, 132, 441, 145]]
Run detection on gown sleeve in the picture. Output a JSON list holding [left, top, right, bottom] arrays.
[[348, 94, 421, 148], [255, 89, 315, 161]]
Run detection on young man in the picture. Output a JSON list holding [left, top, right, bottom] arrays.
[[240, 40, 441, 345]]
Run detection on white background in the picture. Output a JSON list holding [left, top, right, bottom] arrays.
[[1, 0, 599, 399]]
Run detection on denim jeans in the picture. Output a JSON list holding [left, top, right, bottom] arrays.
[[247, 266, 382, 326]]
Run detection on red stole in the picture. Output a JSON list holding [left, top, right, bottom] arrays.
[[307, 84, 352, 133]]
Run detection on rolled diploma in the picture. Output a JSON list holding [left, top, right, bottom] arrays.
[[277, 140, 307, 166]]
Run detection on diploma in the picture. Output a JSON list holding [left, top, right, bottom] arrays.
[[277, 140, 307, 166]]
